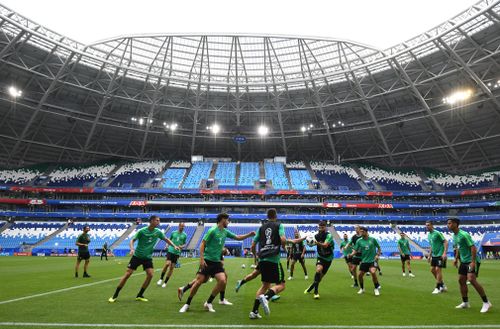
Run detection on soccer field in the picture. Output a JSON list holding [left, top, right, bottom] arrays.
[[0, 256, 498, 329]]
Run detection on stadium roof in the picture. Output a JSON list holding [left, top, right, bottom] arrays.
[[0, 0, 499, 172]]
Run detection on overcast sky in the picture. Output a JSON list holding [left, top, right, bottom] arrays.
[[1, 0, 477, 49]]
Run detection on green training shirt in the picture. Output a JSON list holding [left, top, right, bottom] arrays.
[[77, 233, 90, 252], [428, 230, 446, 257], [354, 236, 380, 263], [453, 229, 480, 264], [167, 230, 187, 255], [133, 227, 165, 260], [340, 240, 352, 256], [398, 238, 411, 255], [253, 223, 285, 264], [202, 226, 236, 262], [317, 232, 334, 262]]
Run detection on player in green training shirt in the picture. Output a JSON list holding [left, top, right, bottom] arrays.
[[398, 232, 415, 277], [157, 222, 187, 288], [350, 226, 381, 296], [178, 213, 255, 313], [75, 225, 91, 278], [447, 218, 491, 313], [108, 216, 180, 303], [426, 221, 448, 294], [340, 233, 354, 279], [304, 221, 334, 299]]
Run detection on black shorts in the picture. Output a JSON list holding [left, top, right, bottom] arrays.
[[351, 257, 361, 265], [259, 261, 285, 284], [292, 254, 304, 261], [77, 251, 90, 261], [431, 256, 447, 268], [127, 255, 153, 271], [316, 258, 332, 275], [400, 254, 410, 262], [458, 262, 480, 277], [344, 256, 353, 264], [198, 260, 225, 277], [359, 262, 375, 273], [166, 252, 180, 264]]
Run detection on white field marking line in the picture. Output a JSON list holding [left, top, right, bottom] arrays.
[[0, 260, 199, 305], [0, 323, 500, 328]]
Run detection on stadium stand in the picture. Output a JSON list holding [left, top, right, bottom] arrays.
[[310, 162, 361, 190], [358, 164, 422, 191], [215, 162, 237, 187], [109, 160, 167, 188], [162, 168, 187, 188], [154, 224, 197, 250], [426, 169, 499, 190], [265, 162, 290, 189], [0, 222, 63, 251], [0, 168, 41, 185], [47, 163, 116, 187], [238, 162, 259, 187], [182, 161, 213, 188], [289, 169, 311, 190]]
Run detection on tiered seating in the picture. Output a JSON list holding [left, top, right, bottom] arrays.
[[238, 162, 259, 187], [110, 160, 167, 188], [286, 161, 306, 169], [426, 169, 499, 190], [310, 162, 361, 190], [0, 222, 63, 251], [215, 162, 237, 187], [358, 165, 422, 191], [289, 170, 311, 190], [162, 169, 186, 188], [0, 168, 41, 185], [170, 160, 191, 168], [47, 163, 116, 187], [32, 223, 129, 253], [182, 161, 213, 188], [265, 162, 289, 189], [113, 224, 148, 255]]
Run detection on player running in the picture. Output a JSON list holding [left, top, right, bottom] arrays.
[[178, 213, 255, 313], [304, 221, 334, 299], [288, 230, 308, 280], [447, 218, 491, 313], [340, 233, 354, 278], [398, 232, 415, 277], [157, 223, 187, 288], [426, 221, 448, 294], [346, 225, 362, 287], [350, 226, 382, 296], [108, 215, 180, 303]]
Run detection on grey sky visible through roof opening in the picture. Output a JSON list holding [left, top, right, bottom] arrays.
[[2, 0, 477, 49]]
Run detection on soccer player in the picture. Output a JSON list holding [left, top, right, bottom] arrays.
[[350, 226, 381, 296], [157, 223, 187, 288], [249, 208, 304, 319], [108, 215, 180, 303], [398, 232, 415, 277], [178, 213, 255, 313], [75, 225, 91, 278], [426, 221, 448, 294], [286, 243, 292, 272], [447, 218, 491, 313], [100, 241, 108, 261], [304, 221, 334, 299], [346, 225, 362, 287], [288, 231, 308, 280], [340, 233, 354, 278]]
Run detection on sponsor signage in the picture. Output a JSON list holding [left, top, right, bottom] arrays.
[[233, 135, 247, 144]]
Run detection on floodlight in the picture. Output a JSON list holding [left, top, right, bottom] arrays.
[[211, 123, 221, 135], [258, 125, 269, 136], [138, 118, 144, 125], [8, 86, 22, 98], [443, 89, 473, 105], [301, 126, 306, 132]]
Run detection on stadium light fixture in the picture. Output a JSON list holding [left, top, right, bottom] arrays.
[[443, 89, 473, 105], [258, 125, 269, 136], [207, 123, 221, 135], [8, 86, 22, 98], [138, 118, 144, 125], [300, 126, 307, 132]]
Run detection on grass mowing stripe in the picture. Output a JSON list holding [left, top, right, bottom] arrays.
[[0, 323, 500, 328], [0, 260, 198, 305]]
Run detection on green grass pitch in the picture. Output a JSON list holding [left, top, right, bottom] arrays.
[[0, 256, 498, 328]]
